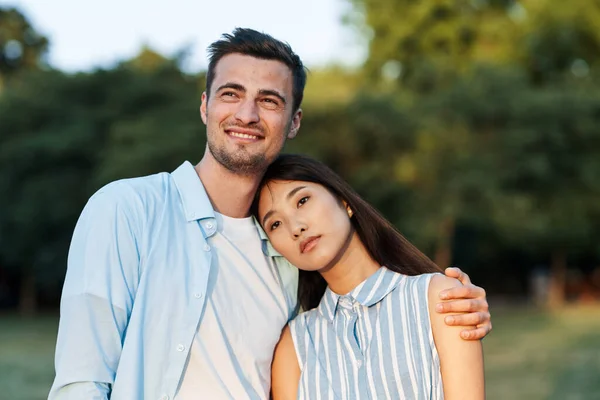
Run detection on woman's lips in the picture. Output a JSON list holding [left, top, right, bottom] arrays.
[[300, 236, 321, 253]]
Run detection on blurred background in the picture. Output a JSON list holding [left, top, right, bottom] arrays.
[[0, 0, 599, 398]]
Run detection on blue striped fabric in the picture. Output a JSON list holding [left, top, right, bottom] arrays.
[[289, 268, 444, 400]]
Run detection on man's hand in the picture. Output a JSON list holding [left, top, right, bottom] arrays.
[[436, 267, 492, 340]]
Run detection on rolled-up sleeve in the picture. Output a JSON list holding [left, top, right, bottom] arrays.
[[49, 184, 141, 399]]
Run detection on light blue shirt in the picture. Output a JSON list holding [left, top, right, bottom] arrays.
[[289, 268, 443, 399], [49, 161, 298, 400]]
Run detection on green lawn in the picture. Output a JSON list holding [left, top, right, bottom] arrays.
[[1, 305, 599, 399], [0, 314, 58, 400], [484, 305, 600, 400]]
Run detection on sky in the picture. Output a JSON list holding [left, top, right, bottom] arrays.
[[1, 0, 367, 73]]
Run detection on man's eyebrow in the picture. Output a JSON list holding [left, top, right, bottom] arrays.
[[216, 82, 246, 93], [261, 185, 307, 226], [215, 84, 286, 105], [258, 89, 287, 104]]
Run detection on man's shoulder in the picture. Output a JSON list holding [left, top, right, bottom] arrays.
[[79, 171, 178, 227], [92, 171, 172, 206]]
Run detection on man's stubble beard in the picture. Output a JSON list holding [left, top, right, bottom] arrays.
[[207, 138, 269, 177], [205, 108, 291, 177]]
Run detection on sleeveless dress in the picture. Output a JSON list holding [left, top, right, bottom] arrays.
[[289, 268, 444, 400]]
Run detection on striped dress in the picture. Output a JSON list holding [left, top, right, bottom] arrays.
[[289, 268, 444, 400]]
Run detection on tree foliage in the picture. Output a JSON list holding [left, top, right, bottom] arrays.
[[0, 7, 48, 88], [1, 4, 600, 311]]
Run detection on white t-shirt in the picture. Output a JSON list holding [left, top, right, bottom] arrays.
[[176, 212, 291, 399]]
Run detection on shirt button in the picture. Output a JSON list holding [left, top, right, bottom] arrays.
[[357, 360, 363, 368], [203, 244, 210, 252], [194, 292, 203, 299], [206, 222, 213, 229], [176, 344, 185, 352], [160, 396, 169, 400]]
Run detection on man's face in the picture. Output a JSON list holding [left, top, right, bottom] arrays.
[[200, 53, 302, 176]]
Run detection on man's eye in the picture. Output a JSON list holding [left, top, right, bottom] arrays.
[[270, 221, 281, 230], [261, 98, 279, 108], [298, 196, 309, 207]]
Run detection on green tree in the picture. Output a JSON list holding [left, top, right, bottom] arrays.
[[390, 67, 520, 267], [0, 7, 48, 90], [490, 82, 600, 306], [0, 60, 204, 314], [346, 0, 518, 88], [520, 0, 600, 82], [346, 0, 600, 85]]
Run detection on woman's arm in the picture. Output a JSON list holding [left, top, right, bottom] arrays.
[[271, 325, 301, 400], [429, 274, 485, 400]]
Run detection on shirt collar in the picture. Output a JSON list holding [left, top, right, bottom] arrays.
[[171, 161, 215, 223], [253, 217, 283, 257], [171, 161, 282, 257], [317, 267, 404, 322]]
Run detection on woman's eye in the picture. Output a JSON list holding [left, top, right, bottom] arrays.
[[297, 196, 309, 207], [270, 221, 281, 230]]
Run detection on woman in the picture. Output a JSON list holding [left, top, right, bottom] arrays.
[[251, 154, 484, 400]]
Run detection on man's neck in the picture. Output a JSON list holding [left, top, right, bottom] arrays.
[[194, 155, 263, 218]]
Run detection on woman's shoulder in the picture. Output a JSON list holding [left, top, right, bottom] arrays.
[[428, 273, 462, 296], [291, 306, 321, 328], [385, 272, 450, 309], [426, 273, 463, 316], [394, 271, 444, 292]]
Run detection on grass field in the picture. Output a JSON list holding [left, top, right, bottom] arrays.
[[1, 305, 599, 399]]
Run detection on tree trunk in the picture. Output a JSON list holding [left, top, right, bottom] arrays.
[[434, 217, 455, 269], [19, 270, 37, 316], [547, 250, 567, 309]]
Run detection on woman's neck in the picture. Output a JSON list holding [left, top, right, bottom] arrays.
[[320, 232, 381, 295]]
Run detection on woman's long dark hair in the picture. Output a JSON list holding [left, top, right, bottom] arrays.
[[251, 154, 442, 311]]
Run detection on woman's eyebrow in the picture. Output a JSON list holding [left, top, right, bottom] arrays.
[[286, 185, 306, 200], [261, 186, 307, 226]]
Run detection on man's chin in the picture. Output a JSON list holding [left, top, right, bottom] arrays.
[[209, 144, 268, 175], [219, 155, 267, 176]]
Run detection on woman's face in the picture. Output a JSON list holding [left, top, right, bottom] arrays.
[[258, 180, 353, 272]]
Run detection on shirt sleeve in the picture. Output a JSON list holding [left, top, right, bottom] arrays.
[[48, 184, 142, 399]]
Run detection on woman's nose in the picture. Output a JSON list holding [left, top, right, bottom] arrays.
[[292, 223, 307, 238]]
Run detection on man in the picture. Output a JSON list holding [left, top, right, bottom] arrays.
[[49, 28, 491, 399]]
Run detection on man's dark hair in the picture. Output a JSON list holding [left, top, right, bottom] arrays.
[[206, 28, 307, 113]]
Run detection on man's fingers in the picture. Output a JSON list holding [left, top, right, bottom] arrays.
[[436, 298, 487, 314], [444, 267, 472, 285], [444, 311, 490, 327], [439, 284, 486, 301], [460, 324, 492, 340]]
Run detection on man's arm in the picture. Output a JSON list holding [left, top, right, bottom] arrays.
[[437, 267, 492, 340], [429, 275, 485, 399], [49, 186, 140, 399]]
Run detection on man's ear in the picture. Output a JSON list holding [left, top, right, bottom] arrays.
[[287, 108, 303, 139], [200, 92, 208, 125]]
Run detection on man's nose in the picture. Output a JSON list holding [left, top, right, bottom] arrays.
[[234, 99, 260, 125]]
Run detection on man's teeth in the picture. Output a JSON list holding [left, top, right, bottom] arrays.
[[229, 131, 258, 139]]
